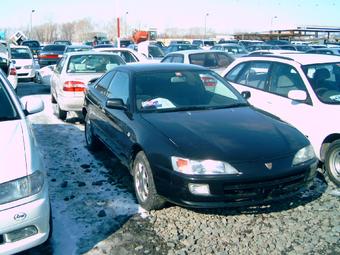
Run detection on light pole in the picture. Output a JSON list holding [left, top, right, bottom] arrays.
[[270, 15, 278, 33], [125, 11, 129, 38], [30, 9, 35, 37], [204, 13, 209, 39]]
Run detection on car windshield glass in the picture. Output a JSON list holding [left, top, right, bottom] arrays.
[[11, 48, 32, 59], [148, 46, 164, 58], [135, 70, 247, 112], [67, 54, 125, 73], [0, 81, 19, 121], [42, 45, 66, 51], [302, 62, 340, 104]]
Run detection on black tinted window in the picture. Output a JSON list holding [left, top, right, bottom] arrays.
[[224, 63, 247, 81], [107, 71, 129, 104], [0, 81, 19, 121], [42, 45, 66, 51], [235, 61, 271, 90], [95, 71, 115, 95]]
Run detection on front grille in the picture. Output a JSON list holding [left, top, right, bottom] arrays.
[[17, 73, 29, 76], [222, 173, 306, 202], [16, 66, 22, 70]]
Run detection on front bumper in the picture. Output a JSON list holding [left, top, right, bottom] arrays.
[[16, 68, 35, 79], [0, 186, 51, 255], [154, 161, 318, 208]]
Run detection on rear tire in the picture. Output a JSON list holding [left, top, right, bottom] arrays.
[[133, 151, 166, 211], [56, 103, 67, 120], [325, 140, 340, 187], [85, 114, 100, 151]]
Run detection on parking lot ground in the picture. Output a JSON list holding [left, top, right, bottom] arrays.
[[17, 82, 340, 255]]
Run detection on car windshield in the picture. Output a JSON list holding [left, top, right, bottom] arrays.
[[302, 62, 340, 104], [148, 46, 164, 58], [11, 48, 32, 59], [135, 70, 247, 112], [67, 54, 125, 73], [42, 45, 66, 51], [0, 81, 19, 121]]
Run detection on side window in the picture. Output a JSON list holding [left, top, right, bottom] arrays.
[[216, 53, 234, 68], [268, 63, 306, 97], [107, 71, 129, 104], [171, 55, 184, 63], [224, 63, 246, 82], [55, 56, 66, 73], [235, 61, 271, 90], [161, 56, 173, 63], [95, 71, 115, 95]]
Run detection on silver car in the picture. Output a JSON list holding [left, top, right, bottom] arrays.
[[50, 51, 126, 120], [0, 71, 51, 254]]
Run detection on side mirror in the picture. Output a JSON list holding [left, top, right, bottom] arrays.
[[288, 90, 307, 101], [106, 98, 127, 110], [241, 91, 251, 100], [88, 77, 99, 85], [20, 96, 44, 115]]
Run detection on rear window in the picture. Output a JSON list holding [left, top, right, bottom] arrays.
[[11, 48, 32, 59], [42, 45, 66, 51], [67, 54, 125, 73], [22, 41, 40, 47]]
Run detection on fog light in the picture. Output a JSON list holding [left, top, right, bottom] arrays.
[[188, 183, 210, 195], [5, 226, 38, 242]]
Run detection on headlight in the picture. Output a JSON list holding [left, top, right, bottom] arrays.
[[292, 145, 316, 166], [24, 65, 33, 69], [0, 171, 45, 205], [171, 157, 242, 175]]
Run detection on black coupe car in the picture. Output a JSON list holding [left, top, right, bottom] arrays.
[[83, 63, 317, 210]]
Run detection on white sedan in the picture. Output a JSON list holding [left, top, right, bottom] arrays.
[[0, 70, 51, 254], [50, 51, 126, 120], [93, 47, 151, 63], [10, 45, 36, 81]]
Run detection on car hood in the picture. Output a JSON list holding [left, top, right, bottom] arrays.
[[0, 120, 27, 183], [141, 107, 308, 162]]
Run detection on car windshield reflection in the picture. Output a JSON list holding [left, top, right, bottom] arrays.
[[135, 70, 247, 112]]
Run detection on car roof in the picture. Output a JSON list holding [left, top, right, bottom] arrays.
[[66, 45, 92, 48], [65, 51, 120, 56], [166, 49, 226, 55], [113, 63, 207, 73], [241, 53, 340, 65], [10, 45, 30, 49]]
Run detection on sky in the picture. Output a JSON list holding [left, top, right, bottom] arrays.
[[1, 0, 340, 34]]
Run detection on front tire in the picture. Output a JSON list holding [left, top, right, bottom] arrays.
[[133, 151, 166, 211], [325, 140, 340, 186]]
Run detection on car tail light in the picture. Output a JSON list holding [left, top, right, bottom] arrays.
[[39, 54, 58, 59], [201, 76, 217, 86], [63, 81, 86, 92], [10, 67, 17, 75]]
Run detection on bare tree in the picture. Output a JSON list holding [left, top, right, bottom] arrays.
[[60, 22, 75, 41]]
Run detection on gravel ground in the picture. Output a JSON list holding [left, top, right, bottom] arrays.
[[19, 83, 339, 255]]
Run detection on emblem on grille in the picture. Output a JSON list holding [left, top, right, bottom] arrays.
[[265, 163, 273, 170]]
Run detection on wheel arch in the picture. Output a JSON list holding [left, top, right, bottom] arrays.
[[129, 143, 144, 175], [320, 134, 340, 161]]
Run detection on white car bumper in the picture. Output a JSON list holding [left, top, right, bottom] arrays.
[[0, 186, 50, 255]]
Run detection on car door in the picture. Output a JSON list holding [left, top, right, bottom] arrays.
[[101, 71, 133, 165], [224, 60, 272, 110], [87, 71, 116, 142], [50, 55, 67, 101], [262, 62, 315, 138]]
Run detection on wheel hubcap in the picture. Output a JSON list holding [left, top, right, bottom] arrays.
[[135, 162, 149, 202], [329, 149, 340, 181]]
